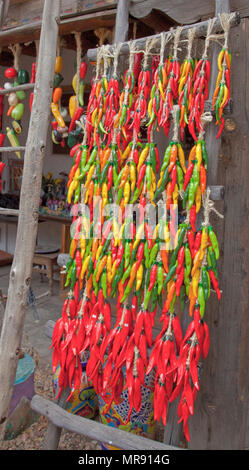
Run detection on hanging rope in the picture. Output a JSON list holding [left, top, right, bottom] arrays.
[[8, 43, 22, 71], [74, 32, 82, 107]]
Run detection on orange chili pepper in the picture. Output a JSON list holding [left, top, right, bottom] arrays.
[[164, 280, 176, 311], [161, 248, 169, 273], [92, 238, 99, 263], [200, 164, 207, 193], [86, 274, 93, 298], [95, 255, 107, 283]]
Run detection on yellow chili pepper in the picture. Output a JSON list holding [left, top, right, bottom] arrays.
[[95, 255, 107, 282], [51, 102, 66, 128], [55, 56, 63, 74], [191, 268, 200, 297], [177, 144, 186, 173], [96, 244, 103, 261], [130, 164, 136, 192], [136, 264, 143, 291], [123, 180, 130, 205], [173, 183, 179, 205], [69, 95, 77, 119], [196, 141, 202, 171], [195, 185, 202, 213], [85, 164, 95, 188], [80, 254, 91, 280], [107, 253, 112, 285], [80, 235, 86, 259], [137, 145, 149, 173]]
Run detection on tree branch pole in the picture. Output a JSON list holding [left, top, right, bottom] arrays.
[[0, 0, 60, 441]]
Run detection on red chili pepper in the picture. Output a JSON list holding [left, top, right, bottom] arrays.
[[175, 267, 184, 296], [107, 164, 113, 191], [208, 269, 221, 299], [183, 162, 194, 191], [148, 264, 158, 291], [80, 61, 88, 80], [101, 219, 112, 245], [116, 243, 124, 268], [137, 163, 146, 188], [176, 246, 185, 274], [69, 106, 84, 133]]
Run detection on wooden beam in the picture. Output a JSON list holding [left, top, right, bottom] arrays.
[[0, 8, 117, 47], [0, 0, 60, 442], [31, 394, 182, 450], [87, 12, 240, 61]]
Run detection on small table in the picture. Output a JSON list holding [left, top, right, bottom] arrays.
[[33, 251, 60, 296]]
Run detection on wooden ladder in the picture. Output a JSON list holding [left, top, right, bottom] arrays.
[[0, 0, 61, 441]]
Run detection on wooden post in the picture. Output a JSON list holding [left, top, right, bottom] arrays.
[[114, 0, 130, 44], [189, 14, 249, 450], [0, 0, 60, 441]]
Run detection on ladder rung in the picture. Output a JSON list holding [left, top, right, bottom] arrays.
[[0, 146, 26, 152], [0, 83, 35, 95], [0, 207, 19, 216]]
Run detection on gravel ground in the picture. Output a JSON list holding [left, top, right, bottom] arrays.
[[1, 363, 102, 451]]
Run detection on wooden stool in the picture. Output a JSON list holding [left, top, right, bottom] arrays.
[[33, 251, 60, 296]]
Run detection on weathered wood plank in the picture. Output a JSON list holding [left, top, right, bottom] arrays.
[[31, 394, 182, 450], [0, 8, 117, 46], [0, 0, 60, 442], [188, 16, 249, 450]]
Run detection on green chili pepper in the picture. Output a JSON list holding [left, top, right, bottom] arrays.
[[182, 184, 189, 210], [69, 261, 77, 289], [144, 240, 150, 269], [100, 268, 107, 298], [169, 224, 187, 268], [184, 243, 192, 276], [151, 283, 158, 312], [184, 269, 190, 296], [207, 246, 218, 278], [130, 185, 142, 203], [208, 226, 219, 260], [117, 186, 124, 205], [176, 162, 184, 191], [187, 177, 196, 209], [202, 266, 210, 301], [154, 167, 169, 200], [146, 162, 152, 190], [169, 290, 176, 313], [150, 144, 157, 174], [201, 140, 208, 170], [179, 285, 185, 311], [163, 262, 177, 290], [124, 241, 131, 269], [149, 241, 159, 267], [198, 283, 206, 317], [120, 105, 127, 126], [157, 262, 164, 295], [144, 288, 152, 310]]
